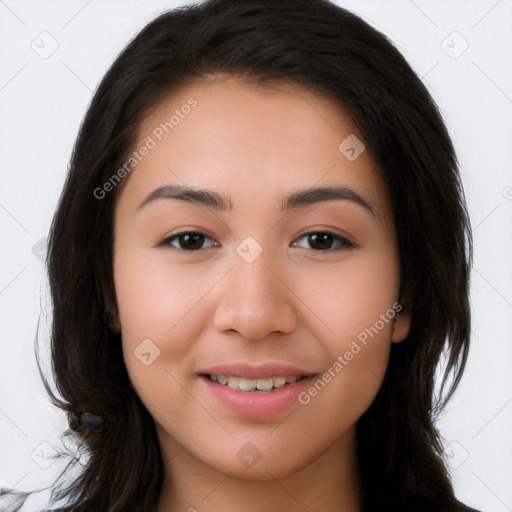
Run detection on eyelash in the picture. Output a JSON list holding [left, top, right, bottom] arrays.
[[157, 230, 357, 252]]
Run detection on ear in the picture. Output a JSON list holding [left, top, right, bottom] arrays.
[[108, 306, 122, 334], [101, 277, 121, 334], [391, 299, 412, 344]]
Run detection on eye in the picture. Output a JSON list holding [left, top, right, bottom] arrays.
[[292, 231, 357, 251], [157, 230, 356, 252], [158, 231, 217, 251]]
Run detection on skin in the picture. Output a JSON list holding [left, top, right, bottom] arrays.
[[111, 75, 411, 512]]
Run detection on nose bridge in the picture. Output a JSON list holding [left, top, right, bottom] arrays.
[[213, 237, 298, 339], [232, 235, 279, 293]]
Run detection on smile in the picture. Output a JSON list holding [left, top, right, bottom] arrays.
[[206, 374, 307, 392]]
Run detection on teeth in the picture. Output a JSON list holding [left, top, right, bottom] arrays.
[[238, 378, 257, 391], [208, 374, 304, 392], [227, 376, 239, 388], [256, 377, 273, 391], [272, 376, 286, 387]]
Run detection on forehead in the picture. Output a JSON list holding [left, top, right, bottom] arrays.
[[117, 76, 391, 223]]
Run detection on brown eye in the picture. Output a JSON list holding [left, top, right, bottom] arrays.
[[159, 232, 216, 251], [294, 231, 356, 251]]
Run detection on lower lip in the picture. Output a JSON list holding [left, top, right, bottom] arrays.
[[200, 375, 316, 418]]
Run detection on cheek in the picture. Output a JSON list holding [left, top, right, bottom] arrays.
[[297, 289, 395, 436], [113, 249, 200, 384], [113, 246, 204, 336], [296, 249, 399, 401], [113, 253, 203, 426], [302, 249, 400, 338]]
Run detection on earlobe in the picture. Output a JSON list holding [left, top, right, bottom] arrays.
[[391, 303, 412, 343], [104, 300, 121, 333], [101, 279, 121, 334], [109, 313, 122, 334]]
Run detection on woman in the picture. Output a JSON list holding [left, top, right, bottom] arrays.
[[1, 0, 481, 510]]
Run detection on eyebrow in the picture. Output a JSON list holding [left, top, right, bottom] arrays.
[[136, 183, 376, 216]]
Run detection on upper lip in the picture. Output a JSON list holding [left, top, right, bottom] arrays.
[[200, 362, 317, 379]]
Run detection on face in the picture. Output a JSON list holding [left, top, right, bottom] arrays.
[[111, 76, 410, 482]]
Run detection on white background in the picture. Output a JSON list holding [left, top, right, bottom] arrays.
[[0, 1, 511, 511]]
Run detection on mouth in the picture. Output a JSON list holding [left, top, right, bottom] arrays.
[[203, 374, 308, 392], [200, 372, 316, 418]]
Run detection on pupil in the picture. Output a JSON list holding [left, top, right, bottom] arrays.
[[309, 233, 332, 250], [181, 233, 203, 249]]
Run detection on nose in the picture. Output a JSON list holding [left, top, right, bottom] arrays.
[[213, 247, 298, 340]]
